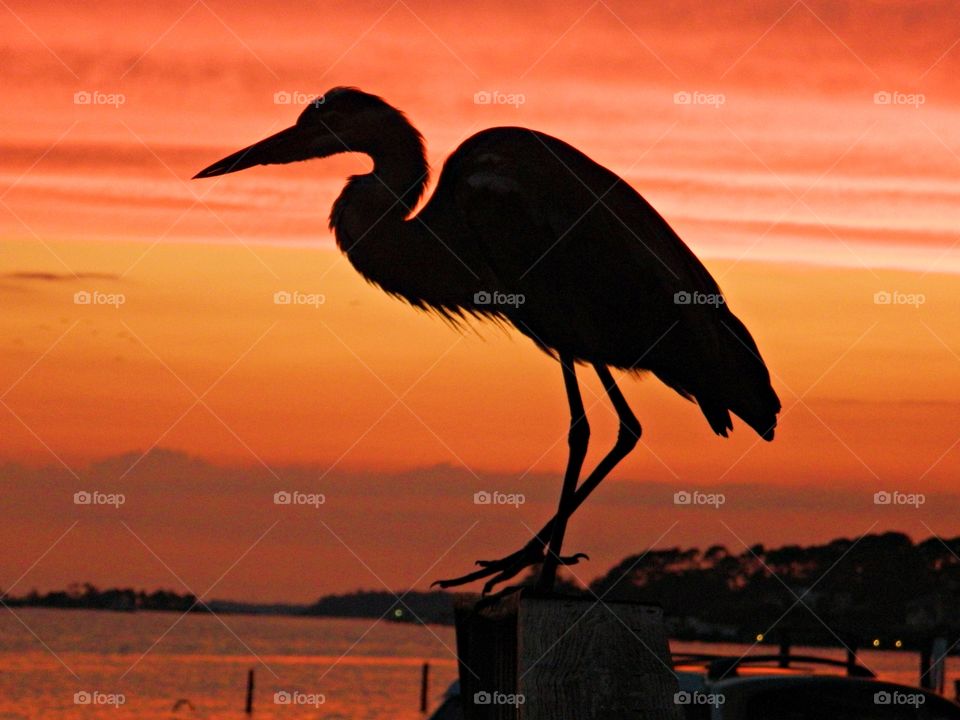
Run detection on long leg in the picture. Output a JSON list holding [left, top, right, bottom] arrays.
[[567, 364, 642, 521], [536, 354, 590, 591], [434, 364, 640, 593]]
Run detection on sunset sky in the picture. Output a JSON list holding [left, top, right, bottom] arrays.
[[2, 0, 960, 603]]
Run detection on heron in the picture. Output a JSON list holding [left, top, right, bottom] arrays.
[[194, 87, 781, 594]]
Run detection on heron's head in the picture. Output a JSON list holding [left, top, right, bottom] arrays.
[[193, 87, 416, 179]]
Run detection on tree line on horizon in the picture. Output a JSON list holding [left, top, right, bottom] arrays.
[[588, 531, 960, 647], [8, 533, 960, 647], [4, 582, 197, 612]]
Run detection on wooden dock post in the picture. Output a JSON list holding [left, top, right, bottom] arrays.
[[777, 631, 791, 668], [922, 637, 948, 693], [845, 643, 858, 674], [245, 668, 254, 714], [421, 661, 431, 713], [920, 642, 932, 690], [454, 592, 681, 719]]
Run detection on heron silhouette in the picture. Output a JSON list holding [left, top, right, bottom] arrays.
[[194, 87, 780, 594]]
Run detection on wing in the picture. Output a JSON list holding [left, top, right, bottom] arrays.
[[423, 127, 780, 439]]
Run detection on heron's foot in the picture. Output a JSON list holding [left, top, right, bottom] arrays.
[[432, 539, 588, 595]]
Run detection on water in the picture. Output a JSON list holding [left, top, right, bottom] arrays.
[[1, 609, 956, 718], [0, 609, 458, 719]]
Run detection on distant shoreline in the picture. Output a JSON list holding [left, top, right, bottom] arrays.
[[6, 603, 955, 657], [9, 532, 960, 652]]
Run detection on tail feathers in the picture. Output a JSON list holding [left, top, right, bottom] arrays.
[[654, 312, 780, 441], [700, 400, 734, 439], [709, 393, 778, 441], [709, 314, 780, 441]]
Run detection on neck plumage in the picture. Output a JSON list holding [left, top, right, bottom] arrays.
[[328, 117, 480, 313], [329, 118, 428, 247]]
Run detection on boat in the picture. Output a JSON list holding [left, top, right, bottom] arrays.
[[428, 650, 960, 718]]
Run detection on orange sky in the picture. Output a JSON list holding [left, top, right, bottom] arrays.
[[2, 0, 960, 601]]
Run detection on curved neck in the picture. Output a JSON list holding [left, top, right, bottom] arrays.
[[328, 119, 481, 311], [330, 119, 428, 249]]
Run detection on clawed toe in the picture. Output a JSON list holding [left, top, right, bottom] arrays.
[[432, 545, 589, 594], [433, 542, 546, 593]]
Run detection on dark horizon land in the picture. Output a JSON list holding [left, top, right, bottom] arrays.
[[8, 530, 960, 652]]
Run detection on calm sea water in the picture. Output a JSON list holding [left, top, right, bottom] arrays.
[[0, 609, 459, 719], [0, 609, 956, 718]]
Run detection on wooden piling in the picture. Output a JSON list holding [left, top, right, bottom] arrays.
[[454, 591, 681, 720], [777, 631, 791, 668], [421, 661, 430, 713], [245, 668, 254, 714], [929, 637, 947, 694], [845, 643, 858, 675], [920, 644, 932, 690]]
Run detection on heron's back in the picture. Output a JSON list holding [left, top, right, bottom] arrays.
[[420, 127, 781, 439]]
